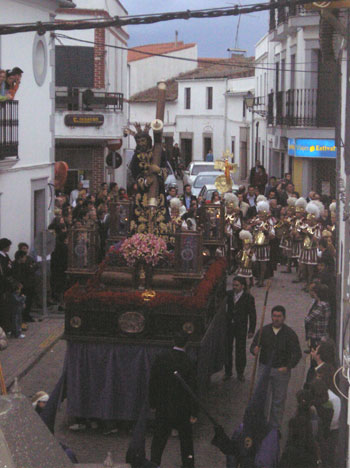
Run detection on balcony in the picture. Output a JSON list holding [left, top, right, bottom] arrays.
[[55, 88, 123, 112], [0, 100, 18, 160], [270, 2, 319, 39], [268, 89, 335, 128]]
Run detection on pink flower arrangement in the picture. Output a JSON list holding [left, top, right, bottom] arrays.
[[119, 233, 168, 267]]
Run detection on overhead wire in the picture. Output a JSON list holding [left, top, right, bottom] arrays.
[[0, 0, 324, 36], [55, 33, 331, 74]]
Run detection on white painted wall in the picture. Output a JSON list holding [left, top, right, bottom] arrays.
[[0, 0, 58, 253], [128, 74, 254, 182], [55, 1, 128, 189], [129, 46, 198, 96]]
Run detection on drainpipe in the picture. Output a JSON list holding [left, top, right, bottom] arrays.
[[224, 79, 229, 155], [255, 121, 259, 162]]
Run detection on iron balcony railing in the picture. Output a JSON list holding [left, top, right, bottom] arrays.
[[268, 89, 334, 127], [55, 88, 123, 112], [0, 100, 18, 160], [267, 92, 274, 125], [269, 1, 316, 30]]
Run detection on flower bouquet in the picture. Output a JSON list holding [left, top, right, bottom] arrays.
[[120, 233, 168, 288], [120, 233, 168, 267]]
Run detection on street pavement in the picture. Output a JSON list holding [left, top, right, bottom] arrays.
[[14, 266, 311, 468]]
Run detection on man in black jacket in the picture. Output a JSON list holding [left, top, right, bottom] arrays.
[[149, 332, 198, 468], [0, 238, 13, 331], [225, 276, 257, 381], [250, 305, 302, 429]]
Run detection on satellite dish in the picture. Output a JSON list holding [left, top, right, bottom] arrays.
[[106, 151, 122, 169]]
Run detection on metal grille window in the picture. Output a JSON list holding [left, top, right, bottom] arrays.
[[0, 101, 18, 159]]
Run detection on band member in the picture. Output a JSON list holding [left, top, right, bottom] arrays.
[[291, 197, 307, 283], [235, 230, 256, 288], [328, 202, 336, 244], [224, 193, 241, 273], [250, 200, 275, 288], [168, 198, 185, 242], [299, 202, 322, 291], [279, 197, 296, 273]]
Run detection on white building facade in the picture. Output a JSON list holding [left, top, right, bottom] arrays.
[[254, 5, 337, 197], [0, 0, 72, 252], [54, 0, 128, 193], [128, 42, 198, 97], [129, 62, 254, 183]]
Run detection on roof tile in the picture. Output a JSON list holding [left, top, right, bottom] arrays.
[[128, 41, 196, 62], [129, 56, 254, 102]]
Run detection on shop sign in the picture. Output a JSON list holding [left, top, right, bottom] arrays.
[[288, 138, 336, 158], [64, 114, 104, 127]]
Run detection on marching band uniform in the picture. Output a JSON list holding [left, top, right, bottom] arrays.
[[278, 198, 297, 273], [168, 198, 184, 244], [224, 193, 241, 273], [250, 201, 275, 287], [299, 202, 322, 290], [329, 202, 336, 245], [235, 230, 256, 287]]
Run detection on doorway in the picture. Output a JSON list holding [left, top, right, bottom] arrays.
[[34, 189, 46, 240], [181, 138, 193, 168], [203, 136, 212, 160]]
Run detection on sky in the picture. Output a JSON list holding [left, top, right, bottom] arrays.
[[121, 1, 268, 58]]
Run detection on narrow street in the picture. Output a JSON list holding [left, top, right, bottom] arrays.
[[18, 266, 311, 467]]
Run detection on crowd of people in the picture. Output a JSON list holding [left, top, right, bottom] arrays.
[[0, 156, 340, 467], [0, 66, 23, 101], [0, 180, 132, 338], [161, 160, 338, 467], [0, 239, 39, 339]]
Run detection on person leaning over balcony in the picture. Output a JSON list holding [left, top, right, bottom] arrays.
[[5, 67, 23, 100], [0, 69, 11, 101]]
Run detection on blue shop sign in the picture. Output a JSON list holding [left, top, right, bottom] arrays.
[[288, 138, 336, 158]]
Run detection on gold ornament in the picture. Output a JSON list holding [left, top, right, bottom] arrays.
[[215, 174, 233, 194], [141, 290, 156, 302]]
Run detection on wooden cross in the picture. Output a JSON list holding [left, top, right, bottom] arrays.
[[214, 149, 238, 182]]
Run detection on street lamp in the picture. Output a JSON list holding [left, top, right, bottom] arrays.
[[245, 91, 255, 110]]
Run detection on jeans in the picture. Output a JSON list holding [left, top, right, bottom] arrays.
[[257, 363, 291, 429], [11, 311, 22, 337]]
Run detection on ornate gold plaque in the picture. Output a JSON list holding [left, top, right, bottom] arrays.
[[118, 311, 145, 334]]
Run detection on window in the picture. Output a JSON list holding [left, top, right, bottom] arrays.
[[243, 99, 246, 118], [281, 59, 286, 91], [206, 87, 213, 109], [185, 87, 191, 109], [56, 46, 94, 88], [275, 61, 280, 92], [33, 35, 47, 86], [290, 55, 296, 90]]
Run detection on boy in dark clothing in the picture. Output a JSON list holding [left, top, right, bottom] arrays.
[[9, 280, 26, 338], [13, 250, 36, 322]]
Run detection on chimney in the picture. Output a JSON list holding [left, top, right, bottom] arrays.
[[175, 30, 178, 47]]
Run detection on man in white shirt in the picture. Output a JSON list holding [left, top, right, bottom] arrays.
[[69, 181, 83, 208]]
